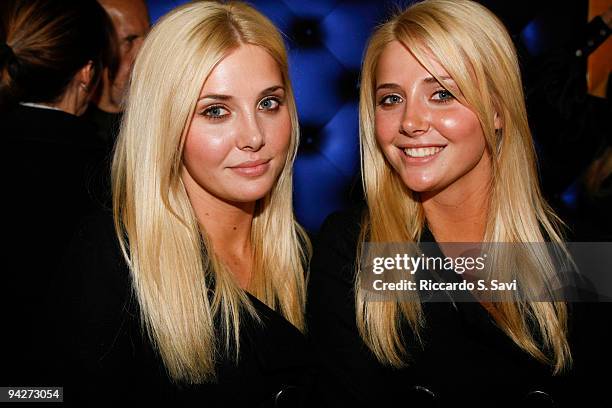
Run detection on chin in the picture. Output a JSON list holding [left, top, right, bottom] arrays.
[[227, 185, 274, 203], [400, 173, 439, 193]]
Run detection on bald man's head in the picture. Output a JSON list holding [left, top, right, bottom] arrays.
[[96, 0, 150, 112]]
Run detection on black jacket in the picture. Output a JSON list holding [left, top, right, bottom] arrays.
[[54, 211, 313, 407], [82, 102, 122, 151], [1, 104, 108, 386], [307, 205, 611, 407]]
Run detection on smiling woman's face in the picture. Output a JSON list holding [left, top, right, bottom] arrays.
[[374, 41, 492, 197], [182, 44, 291, 205]]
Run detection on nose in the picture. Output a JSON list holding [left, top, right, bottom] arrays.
[[236, 112, 265, 151], [399, 96, 429, 137]]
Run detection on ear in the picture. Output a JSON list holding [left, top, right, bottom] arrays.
[[77, 60, 95, 91], [493, 111, 502, 130]]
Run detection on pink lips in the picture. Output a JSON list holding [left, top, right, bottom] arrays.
[[229, 159, 271, 177]]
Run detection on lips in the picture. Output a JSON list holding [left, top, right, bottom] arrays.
[[398, 144, 446, 164], [229, 158, 271, 177], [231, 158, 270, 168]]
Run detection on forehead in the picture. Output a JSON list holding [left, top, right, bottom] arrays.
[[101, 0, 149, 30], [376, 40, 450, 84], [200, 45, 283, 95]]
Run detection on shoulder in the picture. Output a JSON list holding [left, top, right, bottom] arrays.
[[72, 208, 117, 243], [56, 210, 145, 383], [68, 209, 125, 269], [2, 105, 102, 149], [60, 209, 133, 318], [318, 202, 366, 238]]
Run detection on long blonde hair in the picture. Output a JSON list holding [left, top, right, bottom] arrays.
[[357, 0, 571, 373], [112, 1, 310, 383]]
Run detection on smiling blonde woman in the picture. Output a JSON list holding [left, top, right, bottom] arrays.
[[59, 1, 312, 406], [307, 0, 604, 406]]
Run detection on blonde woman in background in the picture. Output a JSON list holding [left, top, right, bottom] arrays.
[[307, 0, 607, 406], [59, 2, 312, 406]]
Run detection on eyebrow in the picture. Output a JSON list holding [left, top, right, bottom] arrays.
[[376, 83, 402, 92], [198, 85, 285, 102], [375, 76, 455, 92], [423, 75, 454, 84]]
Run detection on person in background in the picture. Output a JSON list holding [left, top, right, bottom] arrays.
[[0, 0, 115, 386], [84, 0, 150, 149], [525, 6, 611, 241]]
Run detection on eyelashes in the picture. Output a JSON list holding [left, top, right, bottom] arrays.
[[377, 89, 455, 107], [431, 89, 454, 103], [202, 105, 230, 120], [258, 96, 281, 111], [378, 94, 403, 106], [199, 96, 284, 121]]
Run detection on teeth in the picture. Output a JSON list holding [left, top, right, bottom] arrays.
[[403, 146, 444, 157]]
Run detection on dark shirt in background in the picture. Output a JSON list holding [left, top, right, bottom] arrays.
[[524, 15, 611, 241], [82, 103, 122, 151], [1, 104, 108, 386]]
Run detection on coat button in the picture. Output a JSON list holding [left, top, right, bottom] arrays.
[[411, 385, 438, 406], [274, 385, 299, 407], [524, 390, 554, 407]]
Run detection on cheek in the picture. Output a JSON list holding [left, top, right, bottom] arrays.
[[116, 47, 132, 71], [263, 110, 292, 157], [432, 109, 487, 180], [183, 122, 233, 170], [374, 110, 400, 147], [434, 108, 483, 147]]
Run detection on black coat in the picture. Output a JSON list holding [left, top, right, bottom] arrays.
[[54, 211, 313, 407], [306, 205, 612, 407], [1, 104, 109, 386]]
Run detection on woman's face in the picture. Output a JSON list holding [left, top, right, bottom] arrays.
[[374, 41, 491, 197], [182, 44, 291, 204]]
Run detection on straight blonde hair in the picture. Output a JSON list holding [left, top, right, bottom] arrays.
[[357, 0, 571, 373], [112, 1, 310, 383]]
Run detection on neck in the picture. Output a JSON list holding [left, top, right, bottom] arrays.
[[197, 199, 254, 256], [49, 92, 79, 116], [182, 168, 255, 288], [421, 153, 492, 242], [46, 82, 85, 116]]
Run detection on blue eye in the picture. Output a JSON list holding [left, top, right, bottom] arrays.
[[432, 89, 454, 102], [379, 94, 403, 106], [259, 97, 280, 111], [202, 105, 230, 119]]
